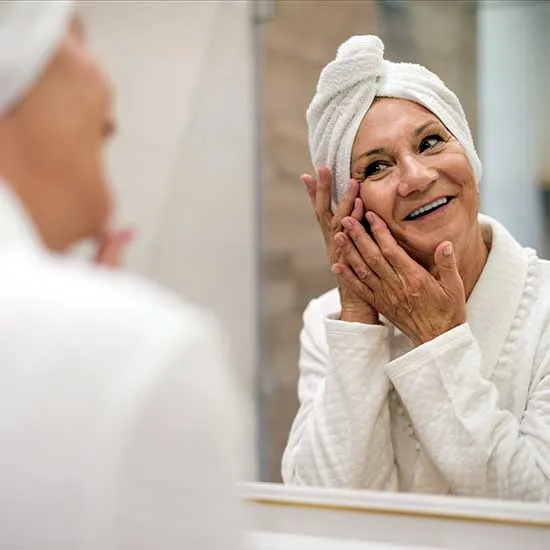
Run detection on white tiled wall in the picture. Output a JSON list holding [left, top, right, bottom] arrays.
[[80, 0, 258, 474]]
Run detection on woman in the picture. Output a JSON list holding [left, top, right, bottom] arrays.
[[282, 35, 550, 502], [0, 4, 243, 548]]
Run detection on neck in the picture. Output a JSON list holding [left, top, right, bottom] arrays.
[[0, 126, 93, 252], [8, 183, 75, 252], [456, 221, 490, 300], [0, 162, 72, 253]]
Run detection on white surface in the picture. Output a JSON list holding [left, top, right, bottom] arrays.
[[245, 482, 550, 524], [245, 483, 550, 550], [249, 531, 438, 550]]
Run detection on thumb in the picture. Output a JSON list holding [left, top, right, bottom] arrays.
[[433, 241, 463, 293]]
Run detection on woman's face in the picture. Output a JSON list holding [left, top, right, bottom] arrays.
[[15, 16, 115, 246], [350, 98, 479, 265]]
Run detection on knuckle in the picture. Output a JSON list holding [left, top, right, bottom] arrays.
[[316, 210, 331, 230], [379, 242, 394, 259], [347, 222, 359, 237], [388, 292, 401, 309], [338, 242, 349, 257], [367, 252, 382, 269], [356, 268, 371, 282], [322, 212, 333, 228]]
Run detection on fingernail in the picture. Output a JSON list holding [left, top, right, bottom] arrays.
[[331, 264, 342, 274], [443, 243, 453, 257], [342, 218, 352, 230], [366, 212, 375, 224]]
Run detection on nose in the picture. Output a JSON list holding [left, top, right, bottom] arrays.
[[397, 155, 437, 197]]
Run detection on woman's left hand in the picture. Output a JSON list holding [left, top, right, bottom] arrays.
[[332, 211, 466, 346]]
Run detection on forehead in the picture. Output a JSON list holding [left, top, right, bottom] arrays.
[[353, 98, 438, 152]]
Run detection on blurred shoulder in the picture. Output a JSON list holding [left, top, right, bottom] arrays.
[[0, 248, 220, 353]]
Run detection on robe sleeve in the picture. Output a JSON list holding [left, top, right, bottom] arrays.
[[387, 323, 550, 501], [281, 297, 398, 490]]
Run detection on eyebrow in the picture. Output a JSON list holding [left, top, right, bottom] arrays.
[[414, 120, 439, 136], [351, 119, 441, 163]]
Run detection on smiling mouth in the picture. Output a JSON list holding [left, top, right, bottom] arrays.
[[405, 196, 454, 221]]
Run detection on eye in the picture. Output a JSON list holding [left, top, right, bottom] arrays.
[[419, 134, 443, 153], [364, 161, 388, 178]]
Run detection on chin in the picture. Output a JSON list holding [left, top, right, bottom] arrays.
[[398, 212, 472, 262], [81, 172, 113, 240], [398, 234, 452, 267], [93, 187, 113, 237], [404, 244, 438, 268]]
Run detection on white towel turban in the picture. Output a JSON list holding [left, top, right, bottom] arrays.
[[307, 35, 482, 204], [0, 1, 73, 117]]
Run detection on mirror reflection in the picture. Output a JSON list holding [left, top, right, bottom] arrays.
[[259, 0, 550, 504]]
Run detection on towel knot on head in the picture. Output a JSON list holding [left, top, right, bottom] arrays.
[[307, 34, 481, 205], [336, 34, 384, 62]]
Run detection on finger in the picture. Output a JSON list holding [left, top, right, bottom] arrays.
[[331, 179, 359, 233], [341, 216, 395, 280], [95, 228, 135, 267], [301, 173, 317, 205], [351, 197, 364, 221], [366, 211, 418, 272], [315, 167, 333, 231], [331, 262, 375, 304], [433, 241, 464, 295], [334, 232, 380, 290]]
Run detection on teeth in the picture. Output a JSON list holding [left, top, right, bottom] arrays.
[[407, 197, 449, 220]]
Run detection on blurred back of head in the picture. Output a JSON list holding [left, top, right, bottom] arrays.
[[0, 1, 116, 252]]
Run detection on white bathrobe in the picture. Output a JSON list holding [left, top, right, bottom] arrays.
[[282, 215, 550, 502], [0, 184, 243, 549]]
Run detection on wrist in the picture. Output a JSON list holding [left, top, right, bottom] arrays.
[[414, 319, 465, 346], [339, 307, 380, 325]]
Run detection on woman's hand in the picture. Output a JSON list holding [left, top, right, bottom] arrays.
[[94, 228, 135, 268], [332, 211, 466, 345], [302, 167, 379, 324]]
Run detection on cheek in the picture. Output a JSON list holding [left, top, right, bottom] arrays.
[[43, 81, 105, 154], [65, 56, 110, 140], [439, 151, 476, 190], [359, 182, 395, 218], [78, 72, 109, 135]]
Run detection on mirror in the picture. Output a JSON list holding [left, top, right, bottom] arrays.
[[83, 0, 550, 514], [257, 0, 550, 506]]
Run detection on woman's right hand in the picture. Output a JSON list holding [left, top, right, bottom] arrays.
[[301, 167, 379, 324], [94, 228, 135, 268]]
